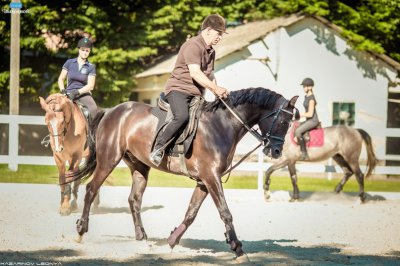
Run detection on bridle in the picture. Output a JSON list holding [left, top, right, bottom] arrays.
[[50, 108, 71, 137], [46, 98, 72, 139], [258, 101, 295, 148], [218, 97, 295, 178], [219, 98, 294, 148]]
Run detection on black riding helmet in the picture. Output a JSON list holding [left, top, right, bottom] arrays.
[[77, 37, 93, 49], [301, 78, 314, 86]]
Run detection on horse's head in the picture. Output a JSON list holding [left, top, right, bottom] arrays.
[[39, 94, 72, 153], [258, 96, 299, 158]]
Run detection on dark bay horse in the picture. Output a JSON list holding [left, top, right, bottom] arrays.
[[67, 87, 298, 259], [264, 124, 378, 202], [39, 93, 98, 215]]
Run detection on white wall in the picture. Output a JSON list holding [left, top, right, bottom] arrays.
[[213, 18, 399, 159]]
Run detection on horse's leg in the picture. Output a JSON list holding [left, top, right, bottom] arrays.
[[288, 163, 300, 201], [168, 183, 208, 248], [69, 156, 81, 212], [206, 179, 245, 258], [70, 179, 80, 212], [55, 156, 71, 216], [127, 160, 150, 241], [349, 163, 366, 202], [332, 154, 353, 194], [76, 162, 117, 237], [264, 158, 289, 200]]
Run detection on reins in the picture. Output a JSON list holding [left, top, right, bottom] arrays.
[[218, 96, 293, 181]]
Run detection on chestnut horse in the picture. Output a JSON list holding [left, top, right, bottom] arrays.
[[264, 124, 377, 202], [67, 88, 298, 258], [39, 93, 94, 215]]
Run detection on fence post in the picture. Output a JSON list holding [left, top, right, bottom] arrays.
[[8, 115, 18, 171], [257, 147, 263, 191]]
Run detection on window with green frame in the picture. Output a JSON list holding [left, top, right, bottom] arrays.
[[332, 102, 355, 126]]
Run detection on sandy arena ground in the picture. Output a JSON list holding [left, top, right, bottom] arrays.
[[0, 183, 399, 265]]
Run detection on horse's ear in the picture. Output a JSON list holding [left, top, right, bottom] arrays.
[[289, 96, 299, 107], [294, 107, 300, 120], [39, 97, 48, 111]]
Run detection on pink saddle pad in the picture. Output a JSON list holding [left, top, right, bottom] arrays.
[[290, 122, 324, 147]]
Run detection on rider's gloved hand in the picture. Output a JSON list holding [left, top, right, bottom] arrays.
[[66, 90, 80, 101]]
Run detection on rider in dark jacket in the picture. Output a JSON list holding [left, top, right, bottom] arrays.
[[57, 37, 98, 120], [294, 78, 320, 160]]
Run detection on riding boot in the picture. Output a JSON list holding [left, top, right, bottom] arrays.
[[298, 137, 310, 160], [149, 134, 167, 167], [149, 145, 165, 166]]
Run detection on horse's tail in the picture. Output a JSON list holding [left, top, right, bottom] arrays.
[[357, 128, 378, 177], [63, 109, 106, 184]]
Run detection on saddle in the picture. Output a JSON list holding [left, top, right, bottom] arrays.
[[75, 102, 92, 149], [151, 92, 204, 157], [291, 121, 324, 147]]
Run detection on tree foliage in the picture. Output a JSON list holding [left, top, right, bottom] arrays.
[[0, 0, 399, 113]]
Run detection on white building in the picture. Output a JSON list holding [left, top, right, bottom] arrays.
[[135, 14, 400, 166]]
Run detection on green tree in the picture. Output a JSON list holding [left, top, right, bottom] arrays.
[[0, 0, 399, 113]]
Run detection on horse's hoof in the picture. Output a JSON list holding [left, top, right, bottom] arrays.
[[289, 198, 299, 202], [74, 235, 83, 243], [70, 200, 78, 212], [235, 253, 250, 264], [167, 224, 186, 248], [59, 207, 71, 216], [135, 227, 147, 241], [76, 218, 88, 235], [264, 190, 271, 201], [357, 196, 367, 204]]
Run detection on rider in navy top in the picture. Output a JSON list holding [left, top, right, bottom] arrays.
[[294, 77, 320, 161], [57, 37, 98, 121]]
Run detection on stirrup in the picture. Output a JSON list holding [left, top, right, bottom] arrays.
[[149, 149, 164, 166]]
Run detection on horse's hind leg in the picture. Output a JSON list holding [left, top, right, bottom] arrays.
[[350, 163, 366, 202], [126, 159, 150, 240], [332, 154, 353, 193], [264, 158, 288, 200], [168, 183, 208, 248], [288, 163, 300, 201]]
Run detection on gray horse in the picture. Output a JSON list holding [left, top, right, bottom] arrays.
[[264, 125, 378, 202]]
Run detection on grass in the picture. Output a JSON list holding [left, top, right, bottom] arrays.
[[1, 164, 400, 192]]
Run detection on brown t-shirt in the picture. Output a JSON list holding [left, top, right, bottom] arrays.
[[165, 34, 215, 96]]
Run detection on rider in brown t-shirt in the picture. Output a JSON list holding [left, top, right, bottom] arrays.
[[149, 14, 229, 166]]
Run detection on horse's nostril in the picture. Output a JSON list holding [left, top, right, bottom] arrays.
[[274, 149, 280, 155]]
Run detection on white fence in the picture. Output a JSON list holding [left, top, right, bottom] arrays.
[[0, 114, 399, 190]]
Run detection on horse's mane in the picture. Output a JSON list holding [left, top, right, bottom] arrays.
[[203, 87, 282, 112]]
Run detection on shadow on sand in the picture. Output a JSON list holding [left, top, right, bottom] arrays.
[[89, 204, 164, 215], [1, 239, 398, 266], [282, 191, 388, 203]]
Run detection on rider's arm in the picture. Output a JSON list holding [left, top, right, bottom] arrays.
[[301, 99, 315, 118], [58, 69, 68, 92], [78, 75, 95, 94], [188, 64, 227, 97]]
